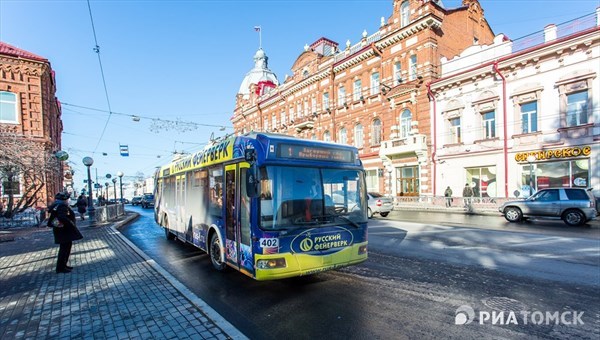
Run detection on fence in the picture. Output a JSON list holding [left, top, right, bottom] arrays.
[[393, 195, 511, 212], [0, 204, 126, 229]]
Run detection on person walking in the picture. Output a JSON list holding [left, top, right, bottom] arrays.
[[75, 194, 88, 221], [462, 183, 474, 209], [444, 186, 453, 208], [47, 192, 83, 273]]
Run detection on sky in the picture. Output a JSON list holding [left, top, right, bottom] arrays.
[[1, 0, 598, 193]]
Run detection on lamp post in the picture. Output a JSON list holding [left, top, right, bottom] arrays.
[[112, 178, 117, 202], [82, 157, 95, 219], [117, 171, 124, 202], [526, 155, 536, 196], [105, 182, 109, 202]]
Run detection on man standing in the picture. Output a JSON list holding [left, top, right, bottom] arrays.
[[47, 192, 83, 273], [444, 186, 453, 208], [462, 183, 474, 209]]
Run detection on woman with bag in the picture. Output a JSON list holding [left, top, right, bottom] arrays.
[[48, 192, 83, 273], [75, 194, 88, 221]]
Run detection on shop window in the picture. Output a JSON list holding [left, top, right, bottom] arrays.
[[371, 119, 382, 145], [396, 166, 419, 196], [0, 91, 18, 124], [466, 167, 497, 198], [371, 72, 380, 95], [354, 124, 363, 148], [520, 102, 538, 134], [400, 109, 412, 139]]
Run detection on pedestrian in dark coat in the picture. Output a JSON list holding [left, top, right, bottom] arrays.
[[48, 192, 83, 273], [75, 194, 88, 221]]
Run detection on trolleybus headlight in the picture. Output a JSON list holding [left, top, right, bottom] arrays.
[[358, 245, 367, 255], [256, 258, 287, 269]]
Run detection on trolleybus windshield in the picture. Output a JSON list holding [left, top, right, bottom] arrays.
[[258, 166, 367, 229]]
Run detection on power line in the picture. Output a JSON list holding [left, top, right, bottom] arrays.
[[86, 0, 113, 155]]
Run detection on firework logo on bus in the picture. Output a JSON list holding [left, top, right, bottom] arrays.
[[291, 227, 354, 255]]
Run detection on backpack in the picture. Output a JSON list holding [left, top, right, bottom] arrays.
[[47, 205, 64, 228]]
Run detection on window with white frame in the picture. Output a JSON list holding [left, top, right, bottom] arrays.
[[289, 107, 295, 122], [323, 130, 331, 142], [400, 109, 412, 138], [264, 118, 269, 131], [311, 97, 317, 114], [566, 91, 588, 127], [353, 79, 362, 101], [339, 127, 347, 144], [297, 103, 302, 117], [482, 110, 496, 139], [371, 119, 382, 145], [304, 99, 309, 116], [339, 86, 346, 105], [365, 169, 379, 192], [354, 124, 363, 148], [394, 62, 402, 85], [400, 1, 410, 28], [449, 117, 461, 144], [272, 115, 277, 129], [281, 111, 286, 125], [520, 102, 538, 134], [323, 92, 330, 110], [0, 91, 18, 124], [409, 55, 417, 81], [371, 72, 380, 95]]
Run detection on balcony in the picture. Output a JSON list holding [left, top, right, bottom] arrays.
[[293, 115, 315, 132], [379, 134, 427, 158]]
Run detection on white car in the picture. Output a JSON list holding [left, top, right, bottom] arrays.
[[367, 192, 393, 218]]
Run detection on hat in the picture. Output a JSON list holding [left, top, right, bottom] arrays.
[[55, 192, 70, 200]]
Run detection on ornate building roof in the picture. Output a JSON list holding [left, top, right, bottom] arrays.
[[238, 48, 279, 97], [0, 41, 47, 62]]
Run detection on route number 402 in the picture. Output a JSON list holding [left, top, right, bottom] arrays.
[[260, 238, 279, 248]]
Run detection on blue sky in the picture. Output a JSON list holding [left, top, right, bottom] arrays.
[[1, 0, 598, 191]]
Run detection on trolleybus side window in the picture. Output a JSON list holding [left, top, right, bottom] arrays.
[[240, 167, 251, 246], [209, 166, 223, 217], [225, 168, 236, 241]]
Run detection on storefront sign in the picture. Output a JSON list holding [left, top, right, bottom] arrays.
[[515, 146, 591, 162]]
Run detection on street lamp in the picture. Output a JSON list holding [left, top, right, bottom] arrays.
[[105, 182, 109, 201], [117, 171, 124, 202], [112, 178, 117, 202], [526, 155, 536, 196], [82, 157, 95, 219]]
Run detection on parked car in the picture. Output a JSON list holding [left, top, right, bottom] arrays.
[[499, 187, 597, 226], [131, 196, 143, 206], [367, 192, 394, 218], [141, 194, 155, 209]]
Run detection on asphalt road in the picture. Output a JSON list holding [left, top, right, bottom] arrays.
[[120, 206, 600, 339]]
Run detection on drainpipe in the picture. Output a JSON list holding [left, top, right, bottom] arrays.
[[426, 82, 437, 196], [492, 61, 509, 198]]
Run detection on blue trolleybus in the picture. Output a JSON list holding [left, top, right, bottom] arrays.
[[154, 132, 368, 280]]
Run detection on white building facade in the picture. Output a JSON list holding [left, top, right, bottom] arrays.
[[429, 10, 600, 199]]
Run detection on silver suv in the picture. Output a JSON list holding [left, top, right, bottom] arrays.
[[499, 188, 597, 226]]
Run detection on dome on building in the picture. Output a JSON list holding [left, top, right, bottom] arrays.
[[238, 48, 279, 97]]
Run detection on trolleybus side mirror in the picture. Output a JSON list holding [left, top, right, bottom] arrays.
[[246, 168, 259, 198]]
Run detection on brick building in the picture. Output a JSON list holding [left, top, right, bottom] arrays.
[[232, 0, 494, 198], [0, 41, 63, 208]]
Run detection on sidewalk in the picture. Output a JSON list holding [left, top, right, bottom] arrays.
[[0, 213, 246, 339]]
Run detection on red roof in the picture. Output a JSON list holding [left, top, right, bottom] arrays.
[[0, 41, 47, 62]]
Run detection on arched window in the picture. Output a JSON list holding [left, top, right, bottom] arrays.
[[371, 119, 382, 145], [354, 124, 363, 148], [0, 91, 18, 124], [400, 1, 410, 28], [400, 109, 412, 138], [323, 130, 331, 142], [339, 127, 347, 144]]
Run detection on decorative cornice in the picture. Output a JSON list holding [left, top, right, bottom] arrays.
[[376, 15, 443, 49]]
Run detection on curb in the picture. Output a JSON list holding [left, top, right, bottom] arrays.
[[112, 212, 248, 340]]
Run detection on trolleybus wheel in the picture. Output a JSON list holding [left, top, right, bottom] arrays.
[[164, 216, 175, 240], [210, 232, 226, 271]]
